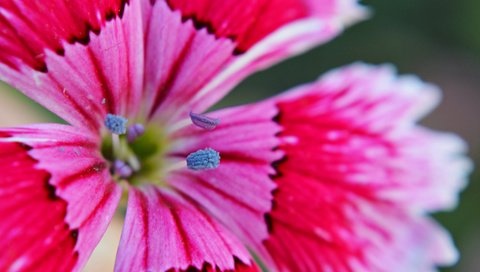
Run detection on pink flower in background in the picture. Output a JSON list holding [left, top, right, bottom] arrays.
[[0, 0, 471, 271]]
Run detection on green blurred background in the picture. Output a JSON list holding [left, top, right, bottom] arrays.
[[0, 0, 478, 271]]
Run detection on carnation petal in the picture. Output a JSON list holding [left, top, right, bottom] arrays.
[[1, 0, 366, 130], [260, 63, 471, 270], [145, 0, 367, 120], [273, 63, 471, 211], [0, 0, 126, 71], [0, 125, 122, 271], [167, 0, 368, 117], [165, 0, 367, 53], [0, 1, 144, 131], [0, 0, 127, 72], [168, 103, 282, 263], [115, 186, 258, 272], [142, 1, 236, 120], [169, 63, 470, 271]]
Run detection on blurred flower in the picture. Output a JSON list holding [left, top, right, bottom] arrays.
[[0, 1, 470, 272]]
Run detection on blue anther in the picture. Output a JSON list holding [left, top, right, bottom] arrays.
[[127, 123, 145, 143], [190, 111, 220, 130], [113, 160, 133, 178], [105, 114, 128, 135], [186, 148, 220, 170]]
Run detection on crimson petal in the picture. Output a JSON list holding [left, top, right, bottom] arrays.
[[169, 103, 282, 265], [0, 125, 122, 271], [170, 63, 470, 271], [115, 186, 258, 272], [264, 63, 471, 270], [1, 0, 366, 130], [0, 1, 144, 131], [0, 0, 127, 72], [165, 0, 363, 53]]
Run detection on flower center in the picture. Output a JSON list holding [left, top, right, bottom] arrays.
[[101, 112, 220, 186]]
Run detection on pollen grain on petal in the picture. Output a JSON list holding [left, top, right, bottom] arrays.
[[190, 111, 220, 130], [186, 148, 220, 170], [105, 114, 128, 135]]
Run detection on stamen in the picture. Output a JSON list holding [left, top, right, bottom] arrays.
[[186, 148, 220, 170], [127, 123, 145, 143], [190, 111, 220, 130], [127, 155, 141, 172], [164, 160, 187, 173], [112, 133, 121, 158], [105, 114, 128, 135], [113, 160, 133, 178]]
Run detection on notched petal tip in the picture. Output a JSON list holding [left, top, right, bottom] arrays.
[[105, 114, 128, 135], [186, 148, 220, 170]]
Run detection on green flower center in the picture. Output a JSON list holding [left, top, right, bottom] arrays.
[[101, 112, 221, 188], [101, 124, 170, 187]]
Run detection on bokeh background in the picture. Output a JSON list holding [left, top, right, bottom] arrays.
[[0, 0, 478, 271]]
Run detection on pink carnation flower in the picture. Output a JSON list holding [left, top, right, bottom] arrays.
[[0, 0, 471, 271]]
